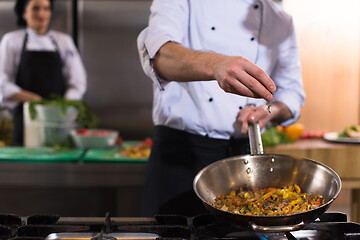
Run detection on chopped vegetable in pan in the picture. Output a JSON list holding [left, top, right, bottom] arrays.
[[212, 184, 325, 216]]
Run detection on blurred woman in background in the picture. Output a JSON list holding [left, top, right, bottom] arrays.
[[0, 0, 86, 145]]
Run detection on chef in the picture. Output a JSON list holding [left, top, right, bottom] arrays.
[[0, 0, 86, 146], [137, 0, 306, 216]]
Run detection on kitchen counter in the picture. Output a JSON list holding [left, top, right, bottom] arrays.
[[265, 138, 360, 223], [0, 160, 147, 217], [0, 138, 359, 219], [0, 144, 148, 217], [0, 161, 146, 187]]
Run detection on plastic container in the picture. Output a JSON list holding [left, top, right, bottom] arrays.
[[70, 129, 118, 149], [24, 102, 41, 147], [38, 122, 78, 147], [34, 105, 79, 123]]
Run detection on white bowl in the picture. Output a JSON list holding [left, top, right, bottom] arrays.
[[70, 129, 119, 149]]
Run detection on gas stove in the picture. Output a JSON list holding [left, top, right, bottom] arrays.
[[0, 212, 359, 240]]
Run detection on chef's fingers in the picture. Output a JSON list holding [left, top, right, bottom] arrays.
[[248, 105, 271, 123], [10, 90, 42, 102], [218, 57, 276, 102], [237, 105, 256, 134], [24, 91, 42, 101], [239, 73, 274, 102], [244, 61, 276, 99], [221, 78, 257, 98], [220, 73, 274, 102], [238, 105, 271, 134]]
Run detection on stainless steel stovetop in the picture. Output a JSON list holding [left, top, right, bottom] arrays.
[[1, 212, 360, 240]]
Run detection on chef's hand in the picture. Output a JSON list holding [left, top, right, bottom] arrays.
[[9, 90, 42, 102], [213, 56, 276, 102], [237, 102, 293, 134], [153, 42, 276, 102]]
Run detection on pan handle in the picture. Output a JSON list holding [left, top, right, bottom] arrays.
[[249, 220, 305, 233], [248, 122, 264, 155]]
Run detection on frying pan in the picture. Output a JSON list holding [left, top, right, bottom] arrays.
[[193, 123, 341, 233]]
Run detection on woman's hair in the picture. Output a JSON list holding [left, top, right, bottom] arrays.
[[14, 0, 54, 26]]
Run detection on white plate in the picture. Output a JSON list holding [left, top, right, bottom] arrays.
[[323, 132, 360, 143]]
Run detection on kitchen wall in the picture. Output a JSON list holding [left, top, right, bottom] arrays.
[[283, 0, 360, 132], [79, 1, 153, 140], [0, 2, 16, 37]]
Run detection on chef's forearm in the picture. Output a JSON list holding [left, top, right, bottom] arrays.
[[153, 42, 220, 82], [268, 101, 293, 124], [153, 42, 275, 102], [8, 90, 42, 102]]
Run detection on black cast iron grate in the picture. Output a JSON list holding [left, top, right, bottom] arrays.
[[0, 212, 358, 240]]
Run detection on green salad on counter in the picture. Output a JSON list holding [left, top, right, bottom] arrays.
[[28, 96, 98, 128], [262, 126, 292, 147], [338, 125, 360, 138]]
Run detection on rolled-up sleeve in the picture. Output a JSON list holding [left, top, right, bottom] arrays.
[[271, 19, 305, 126], [61, 35, 87, 100], [0, 34, 22, 107], [137, 0, 189, 89]]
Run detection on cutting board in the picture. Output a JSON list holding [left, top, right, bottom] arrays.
[[0, 147, 84, 162], [83, 141, 148, 163]]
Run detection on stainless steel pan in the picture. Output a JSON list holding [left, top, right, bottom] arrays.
[[193, 123, 341, 233]]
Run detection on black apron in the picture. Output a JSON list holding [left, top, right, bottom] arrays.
[[12, 32, 66, 146], [141, 125, 250, 217]]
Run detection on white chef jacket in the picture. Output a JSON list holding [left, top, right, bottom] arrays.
[[0, 28, 87, 109], [138, 0, 305, 140]]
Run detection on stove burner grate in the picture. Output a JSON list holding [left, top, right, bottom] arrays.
[[0, 212, 357, 240]]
